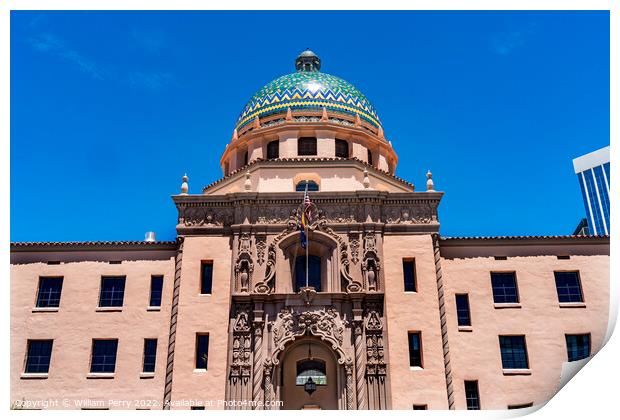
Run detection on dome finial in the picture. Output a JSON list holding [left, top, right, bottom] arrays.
[[295, 49, 321, 72]]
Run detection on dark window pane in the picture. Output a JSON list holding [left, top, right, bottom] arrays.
[[403, 260, 416, 292], [499, 336, 528, 369], [456, 294, 471, 326], [408, 332, 422, 367], [36, 277, 63, 308], [143, 339, 158, 373], [91, 339, 118, 373], [99, 277, 125, 307], [413, 405, 427, 410], [491, 273, 518, 303], [25, 340, 53, 373], [335, 139, 349, 158], [295, 255, 321, 292], [267, 140, 279, 159], [367, 149, 373, 165], [296, 359, 327, 385], [566, 334, 591, 361], [554, 272, 583, 303], [465, 381, 480, 410], [149, 276, 163, 307], [196, 335, 209, 370], [298, 137, 317, 156], [508, 403, 533, 409], [295, 181, 319, 192], [201, 263, 213, 294]]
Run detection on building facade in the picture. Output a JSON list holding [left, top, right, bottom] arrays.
[[11, 51, 610, 410], [573, 146, 611, 236]]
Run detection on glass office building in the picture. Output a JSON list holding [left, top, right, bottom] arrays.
[[573, 146, 610, 236]]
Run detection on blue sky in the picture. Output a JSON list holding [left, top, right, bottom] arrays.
[[10, 11, 609, 242]]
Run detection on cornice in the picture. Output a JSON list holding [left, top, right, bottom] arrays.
[[438, 235, 610, 247], [10, 240, 179, 253]]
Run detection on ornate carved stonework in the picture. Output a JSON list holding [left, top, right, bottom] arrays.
[[230, 305, 252, 379], [254, 243, 276, 294], [234, 233, 254, 293], [362, 232, 381, 291], [365, 307, 386, 377], [256, 235, 266, 266], [349, 235, 360, 265]]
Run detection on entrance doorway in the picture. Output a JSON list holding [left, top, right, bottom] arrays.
[[280, 338, 339, 410]]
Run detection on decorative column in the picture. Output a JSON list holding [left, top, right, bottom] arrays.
[[252, 321, 264, 409], [263, 360, 274, 410], [352, 320, 367, 409], [228, 306, 252, 409], [163, 238, 183, 410], [345, 360, 354, 410]]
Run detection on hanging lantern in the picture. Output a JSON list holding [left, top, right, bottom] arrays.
[[304, 376, 317, 396]]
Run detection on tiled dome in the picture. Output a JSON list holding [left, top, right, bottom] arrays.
[[235, 50, 381, 131]]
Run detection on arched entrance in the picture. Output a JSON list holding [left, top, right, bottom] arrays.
[[280, 338, 339, 410]]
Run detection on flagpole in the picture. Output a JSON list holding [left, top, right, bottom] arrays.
[[305, 185, 309, 289]]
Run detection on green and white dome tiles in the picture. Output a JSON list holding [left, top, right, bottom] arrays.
[[235, 50, 381, 131]]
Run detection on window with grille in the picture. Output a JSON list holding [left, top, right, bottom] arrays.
[[499, 335, 528, 369], [554, 272, 583, 303], [456, 294, 471, 326], [408, 332, 422, 367], [25, 340, 53, 373], [36, 277, 63, 308], [99, 277, 125, 307], [267, 140, 279, 159], [491, 272, 519, 303], [298, 137, 317, 156], [566, 334, 590, 361], [335, 139, 349, 158], [142, 339, 158, 373], [90, 339, 118, 373], [465, 380, 480, 410]]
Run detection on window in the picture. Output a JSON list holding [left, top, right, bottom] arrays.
[[191, 406, 205, 410], [298, 137, 317, 156], [464, 381, 480, 410], [403, 259, 416, 292], [413, 405, 428, 410], [295, 255, 321, 292], [335, 139, 349, 158], [499, 335, 528, 369], [24, 340, 53, 373], [36, 277, 63, 308], [142, 339, 158, 373], [295, 180, 319, 192], [99, 276, 126, 307], [90, 339, 118, 373], [267, 140, 279, 159], [200, 262, 213, 294], [491, 272, 519, 303], [554, 272, 584, 303], [508, 403, 533, 409], [149, 276, 163, 307], [296, 359, 327, 385], [408, 332, 422, 367], [566, 334, 591, 361], [367, 149, 373, 165], [455, 294, 471, 326], [242, 150, 249, 166], [195, 334, 209, 370]]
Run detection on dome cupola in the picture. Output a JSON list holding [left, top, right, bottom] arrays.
[[295, 49, 321, 71]]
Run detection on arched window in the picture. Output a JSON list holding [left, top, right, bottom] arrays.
[[335, 139, 349, 158], [294, 255, 321, 292], [295, 180, 319, 192], [296, 359, 327, 385], [367, 149, 373, 166], [298, 137, 317, 156], [267, 140, 279, 159]]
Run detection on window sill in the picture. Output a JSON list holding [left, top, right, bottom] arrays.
[[146, 306, 161, 312], [193, 369, 208, 374], [31, 307, 59, 313], [502, 369, 531, 376], [96, 307, 123, 312], [494, 303, 521, 309], [458, 326, 473, 332], [140, 372, 155, 379], [559, 302, 586, 308], [198, 294, 212, 297], [404, 291, 418, 295], [87, 373, 115, 379], [409, 366, 424, 371], [21, 373, 49, 379]]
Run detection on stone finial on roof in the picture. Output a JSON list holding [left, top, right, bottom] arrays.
[[378, 125, 384, 139], [321, 107, 328, 121], [181, 174, 189, 195], [363, 168, 371, 189], [354, 114, 362, 128], [253, 116, 261, 129], [286, 107, 293, 121], [426, 170, 434, 192], [232, 129, 238, 142], [244, 170, 251, 191]]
